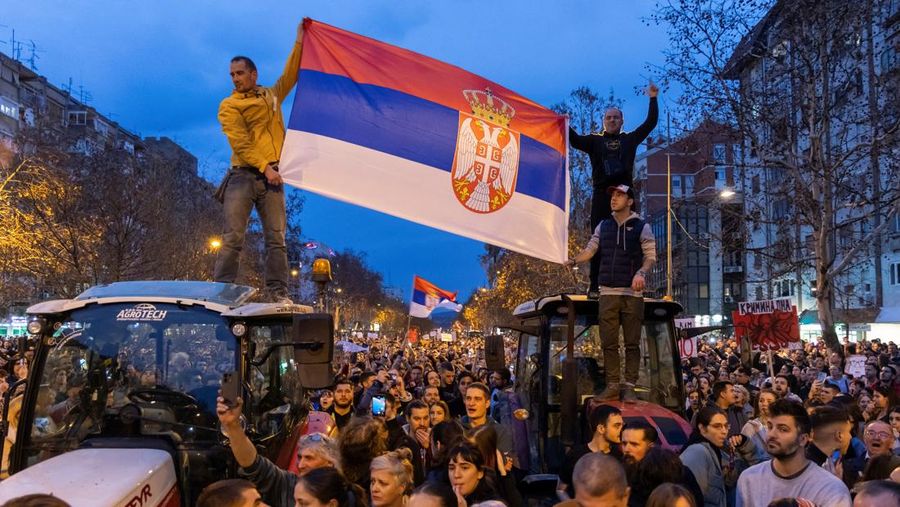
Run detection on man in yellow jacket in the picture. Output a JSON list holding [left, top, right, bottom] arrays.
[[214, 22, 304, 302]]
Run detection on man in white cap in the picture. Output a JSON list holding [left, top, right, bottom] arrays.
[[567, 185, 656, 402]]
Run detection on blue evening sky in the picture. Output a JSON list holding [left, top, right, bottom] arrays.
[[5, 0, 671, 301]]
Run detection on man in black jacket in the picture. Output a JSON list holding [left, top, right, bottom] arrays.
[[569, 83, 658, 297]]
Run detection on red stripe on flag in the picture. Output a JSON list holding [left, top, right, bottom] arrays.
[[300, 18, 566, 155], [413, 275, 458, 302]]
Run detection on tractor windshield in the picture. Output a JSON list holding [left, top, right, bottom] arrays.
[[22, 302, 235, 467], [546, 315, 682, 412]]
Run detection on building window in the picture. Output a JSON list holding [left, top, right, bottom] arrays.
[[699, 284, 709, 299], [684, 175, 694, 195], [67, 111, 87, 126], [713, 144, 726, 163], [891, 263, 900, 286], [672, 177, 682, 197], [755, 286, 764, 300], [93, 118, 110, 137], [0, 96, 18, 119], [752, 175, 760, 193], [894, 213, 900, 233]]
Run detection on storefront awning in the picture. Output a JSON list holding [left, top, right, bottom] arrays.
[[876, 306, 900, 324], [799, 309, 818, 325], [798, 307, 879, 325]]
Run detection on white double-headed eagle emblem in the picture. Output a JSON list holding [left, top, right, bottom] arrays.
[[451, 89, 520, 214]]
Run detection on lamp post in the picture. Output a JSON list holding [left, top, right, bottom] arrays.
[[664, 114, 674, 301]]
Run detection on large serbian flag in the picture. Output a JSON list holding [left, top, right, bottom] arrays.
[[280, 19, 569, 263], [409, 275, 461, 319]]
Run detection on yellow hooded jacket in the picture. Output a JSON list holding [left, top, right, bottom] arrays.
[[218, 39, 303, 173]]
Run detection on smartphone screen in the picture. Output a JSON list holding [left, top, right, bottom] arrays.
[[371, 396, 386, 416], [817, 372, 827, 382]]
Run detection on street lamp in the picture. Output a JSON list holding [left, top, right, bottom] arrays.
[[208, 238, 222, 250], [720, 188, 736, 199], [664, 115, 674, 301]]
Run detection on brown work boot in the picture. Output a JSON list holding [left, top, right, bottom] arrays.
[[597, 383, 620, 401], [621, 382, 637, 403]]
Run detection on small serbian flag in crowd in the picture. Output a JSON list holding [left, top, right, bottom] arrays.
[[280, 19, 569, 263], [409, 275, 461, 319]]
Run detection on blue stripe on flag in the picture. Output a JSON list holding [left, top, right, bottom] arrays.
[[411, 289, 427, 306], [289, 70, 566, 211]]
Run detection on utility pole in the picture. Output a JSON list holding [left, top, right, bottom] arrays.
[[664, 112, 673, 301]]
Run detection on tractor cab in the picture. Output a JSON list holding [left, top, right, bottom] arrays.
[[0, 281, 335, 506], [497, 294, 690, 482]]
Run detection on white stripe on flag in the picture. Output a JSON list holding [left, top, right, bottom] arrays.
[[280, 130, 568, 263], [409, 301, 431, 318]]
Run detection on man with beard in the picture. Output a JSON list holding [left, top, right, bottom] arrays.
[[401, 400, 432, 486], [331, 379, 355, 431], [735, 400, 850, 507], [560, 405, 624, 495], [422, 385, 441, 407], [772, 374, 803, 404]]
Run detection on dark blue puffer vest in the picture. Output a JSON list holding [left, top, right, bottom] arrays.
[[596, 216, 645, 288]]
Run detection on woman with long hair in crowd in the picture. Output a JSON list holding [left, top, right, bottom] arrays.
[[409, 480, 458, 507], [856, 385, 872, 411], [732, 385, 753, 420], [680, 406, 761, 507], [294, 466, 366, 507], [446, 443, 503, 505], [697, 375, 712, 402], [370, 449, 414, 507], [427, 420, 466, 482], [870, 385, 897, 423], [339, 416, 388, 493], [686, 390, 702, 422], [429, 401, 450, 426], [626, 447, 704, 507], [646, 483, 697, 507], [467, 425, 522, 507], [741, 388, 777, 459]]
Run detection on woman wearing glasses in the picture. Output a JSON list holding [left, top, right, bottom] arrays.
[[680, 406, 761, 507]]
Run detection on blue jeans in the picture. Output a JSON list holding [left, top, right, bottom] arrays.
[[213, 167, 288, 295]]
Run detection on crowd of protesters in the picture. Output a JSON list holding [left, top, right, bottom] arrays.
[[201, 333, 900, 507], [6, 328, 900, 507]]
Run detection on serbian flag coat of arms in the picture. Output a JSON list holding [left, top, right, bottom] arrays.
[[281, 19, 569, 263], [410, 275, 461, 319]]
